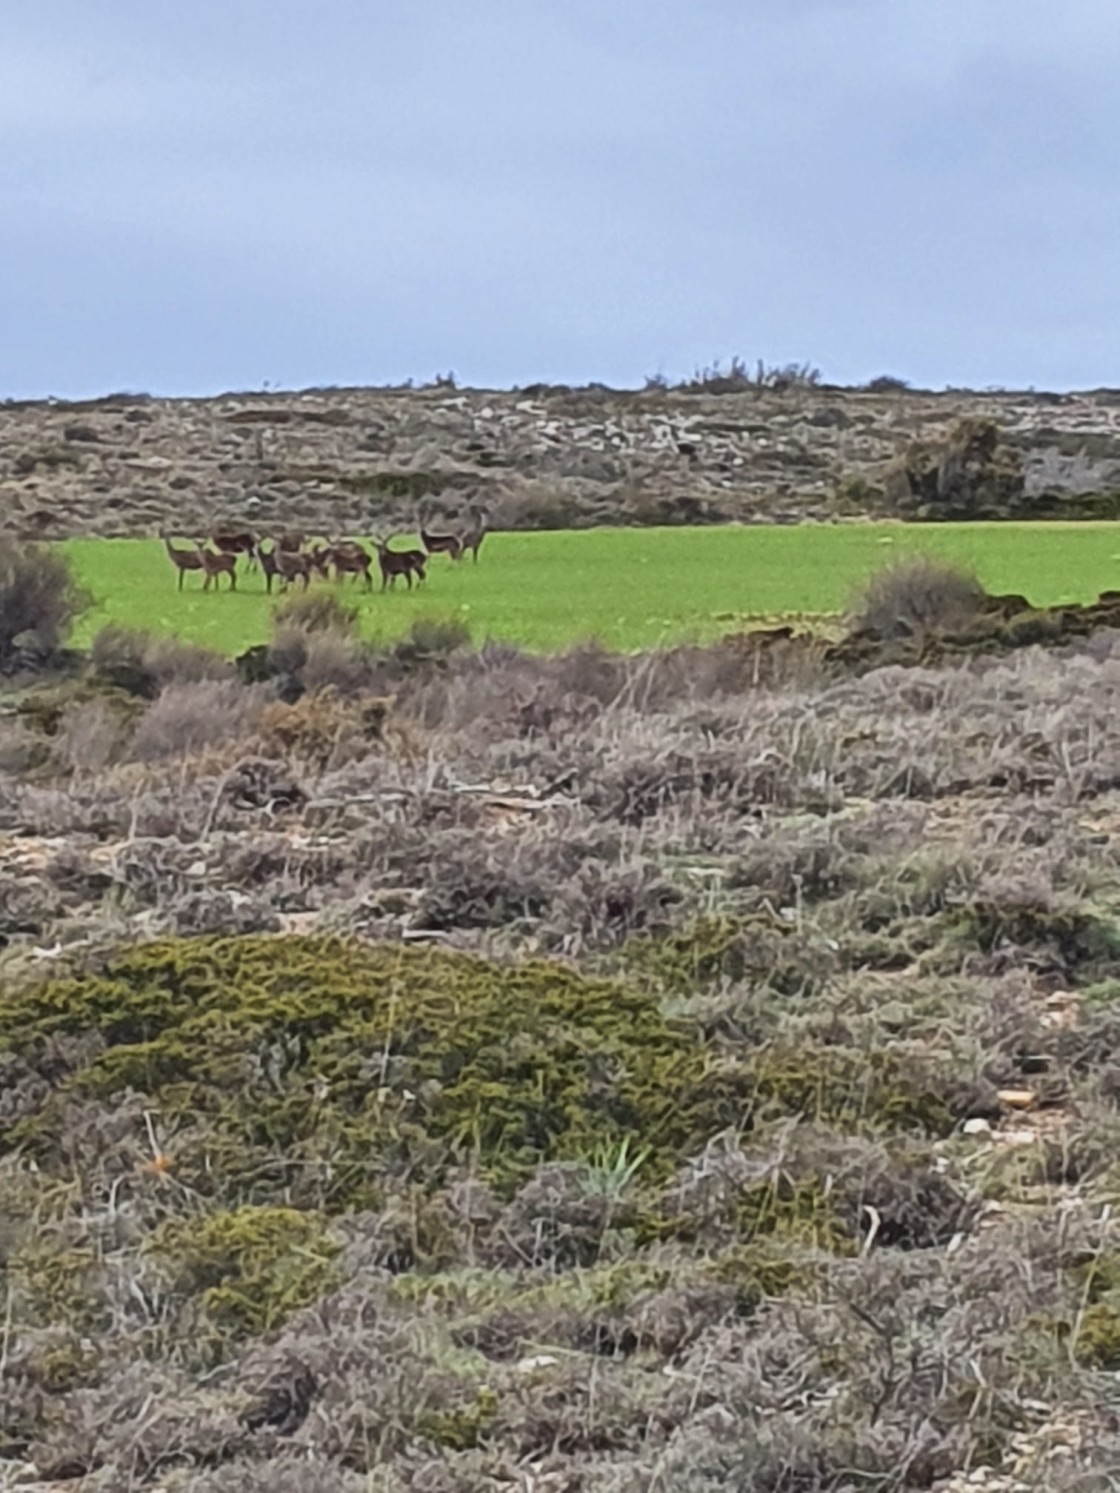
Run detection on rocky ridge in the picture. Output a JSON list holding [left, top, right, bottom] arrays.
[[3, 380, 1120, 540]]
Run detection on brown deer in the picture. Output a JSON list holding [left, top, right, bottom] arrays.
[[254, 540, 285, 594], [457, 505, 488, 565], [373, 537, 426, 591], [274, 546, 313, 591], [211, 528, 258, 569], [306, 542, 333, 580], [194, 543, 238, 591], [326, 540, 373, 590], [163, 536, 205, 591], [276, 531, 305, 553], [419, 508, 463, 562]]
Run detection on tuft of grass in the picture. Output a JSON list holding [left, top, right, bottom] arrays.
[[849, 555, 987, 641], [0, 542, 92, 662], [272, 590, 359, 636]]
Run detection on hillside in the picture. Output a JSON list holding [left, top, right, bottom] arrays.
[[4, 378, 1120, 541]]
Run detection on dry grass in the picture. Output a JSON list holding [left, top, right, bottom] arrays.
[[0, 541, 91, 662], [5, 627, 1120, 1486], [849, 554, 988, 641]]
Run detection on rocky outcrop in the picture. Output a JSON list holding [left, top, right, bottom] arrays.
[[2, 380, 1120, 539]]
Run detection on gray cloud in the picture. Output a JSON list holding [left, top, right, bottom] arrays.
[[1, 0, 1118, 396]]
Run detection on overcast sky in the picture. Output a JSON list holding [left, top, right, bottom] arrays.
[[2, 1, 1119, 399]]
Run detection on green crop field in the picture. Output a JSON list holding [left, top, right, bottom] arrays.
[[61, 521, 1120, 654]]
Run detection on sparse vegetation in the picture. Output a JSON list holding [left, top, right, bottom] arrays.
[[271, 590, 358, 636], [6, 378, 1120, 1487], [850, 554, 987, 641], [0, 541, 91, 664]]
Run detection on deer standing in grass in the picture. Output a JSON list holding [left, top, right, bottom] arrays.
[[373, 537, 426, 591], [458, 504, 488, 565], [163, 537, 205, 590], [211, 528, 258, 569], [254, 541, 284, 594], [324, 539, 373, 590], [274, 546, 314, 591], [419, 508, 463, 562], [194, 543, 238, 591]]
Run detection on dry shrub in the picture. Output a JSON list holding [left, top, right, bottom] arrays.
[[0, 543, 91, 663], [51, 698, 128, 775], [0, 719, 48, 775], [390, 615, 471, 669], [127, 681, 266, 761], [851, 555, 987, 641], [266, 627, 309, 679], [90, 624, 231, 695], [272, 591, 358, 636], [256, 689, 392, 771], [300, 630, 380, 696]]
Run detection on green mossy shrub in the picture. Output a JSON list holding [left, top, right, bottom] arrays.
[[25, 1332, 102, 1393], [709, 1242, 816, 1308], [740, 1042, 958, 1136], [415, 1387, 500, 1450], [622, 916, 751, 996], [152, 1205, 340, 1345], [958, 892, 1120, 975], [10, 1243, 105, 1333], [1079, 978, 1120, 1006], [390, 1249, 805, 1360], [623, 914, 832, 1001], [644, 1172, 852, 1255], [1073, 1303, 1120, 1369], [0, 936, 729, 1205], [1071, 1251, 1120, 1369]]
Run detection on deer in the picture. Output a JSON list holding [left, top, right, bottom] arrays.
[[457, 504, 488, 565], [254, 540, 285, 595], [194, 543, 238, 591], [418, 507, 463, 562], [163, 536, 205, 591], [211, 528, 258, 569], [274, 545, 314, 591], [276, 531, 305, 553], [373, 536, 426, 591], [325, 539, 373, 590]]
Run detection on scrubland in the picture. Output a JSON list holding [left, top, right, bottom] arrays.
[[3, 553, 1120, 1490]]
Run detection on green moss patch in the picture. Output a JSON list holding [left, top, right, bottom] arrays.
[[152, 1205, 340, 1346], [0, 935, 727, 1205]]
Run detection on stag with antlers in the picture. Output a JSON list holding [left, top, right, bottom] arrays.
[[163, 537, 205, 591], [372, 536, 426, 591]]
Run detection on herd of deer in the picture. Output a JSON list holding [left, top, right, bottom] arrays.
[[161, 507, 488, 595]]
